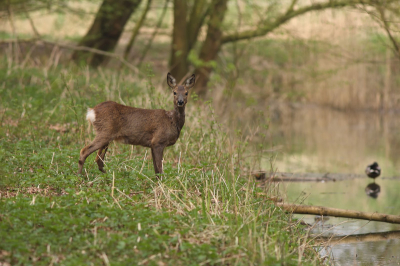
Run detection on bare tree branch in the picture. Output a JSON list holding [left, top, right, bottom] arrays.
[[221, 0, 360, 44], [358, 1, 400, 58], [376, 5, 400, 58], [42, 40, 138, 73], [124, 0, 152, 60], [187, 0, 209, 51], [0, 38, 140, 72], [23, 3, 41, 38], [286, 0, 299, 15], [138, 0, 169, 67]]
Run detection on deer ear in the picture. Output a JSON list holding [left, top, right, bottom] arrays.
[[184, 74, 196, 89], [167, 73, 176, 88]]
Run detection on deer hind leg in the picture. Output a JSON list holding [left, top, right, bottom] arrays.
[[95, 145, 109, 173], [151, 145, 165, 176], [78, 137, 110, 175]]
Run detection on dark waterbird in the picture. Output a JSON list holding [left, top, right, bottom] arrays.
[[365, 162, 381, 179]]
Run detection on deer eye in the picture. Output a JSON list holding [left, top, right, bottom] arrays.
[[185, 92, 188, 96], [174, 92, 177, 95]]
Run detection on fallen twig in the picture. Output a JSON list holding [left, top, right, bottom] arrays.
[[0, 39, 139, 73]]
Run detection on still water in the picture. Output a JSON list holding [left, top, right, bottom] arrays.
[[267, 105, 400, 265]]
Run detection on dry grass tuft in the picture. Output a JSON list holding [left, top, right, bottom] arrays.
[[0, 186, 68, 198]]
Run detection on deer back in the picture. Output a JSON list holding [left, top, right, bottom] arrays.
[[88, 101, 180, 148]]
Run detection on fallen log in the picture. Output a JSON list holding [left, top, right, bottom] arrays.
[[252, 171, 363, 182], [276, 202, 400, 224], [252, 171, 400, 182], [313, 230, 400, 245]]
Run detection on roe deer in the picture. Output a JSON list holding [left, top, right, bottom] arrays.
[[77, 73, 196, 175]]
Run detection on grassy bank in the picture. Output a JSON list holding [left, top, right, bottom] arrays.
[[0, 61, 318, 265]]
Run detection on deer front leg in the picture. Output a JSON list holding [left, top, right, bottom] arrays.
[[151, 145, 165, 176], [95, 145, 108, 173], [151, 148, 158, 174]]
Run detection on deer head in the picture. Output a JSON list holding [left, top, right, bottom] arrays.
[[167, 73, 196, 108]]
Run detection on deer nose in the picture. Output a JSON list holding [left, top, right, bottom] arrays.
[[177, 100, 184, 106]]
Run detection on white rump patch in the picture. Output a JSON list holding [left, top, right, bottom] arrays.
[[86, 108, 96, 123]]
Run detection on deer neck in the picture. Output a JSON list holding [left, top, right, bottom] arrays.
[[171, 106, 185, 133]]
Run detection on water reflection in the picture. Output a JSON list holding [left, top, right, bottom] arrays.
[[283, 177, 400, 265], [268, 104, 400, 175], [365, 183, 381, 199], [314, 215, 330, 223], [267, 105, 400, 265]]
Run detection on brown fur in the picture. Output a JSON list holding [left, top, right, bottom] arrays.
[[77, 73, 196, 175]]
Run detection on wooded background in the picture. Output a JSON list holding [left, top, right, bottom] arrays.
[[1, 0, 400, 109]]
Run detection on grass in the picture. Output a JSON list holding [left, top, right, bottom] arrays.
[[0, 55, 320, 265]]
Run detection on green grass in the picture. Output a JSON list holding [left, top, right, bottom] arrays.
[[0, 59, 318, 265]]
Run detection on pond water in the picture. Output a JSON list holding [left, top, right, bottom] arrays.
[[266, 105, 400, 265]]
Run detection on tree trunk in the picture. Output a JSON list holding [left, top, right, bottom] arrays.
[[194, 0, 228, 96], [71, 0, 142, 67], [277, 202, 400, 224], [169, 0, 188, 81]]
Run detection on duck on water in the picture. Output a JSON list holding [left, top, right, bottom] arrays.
[[365, 162, 381, 179]]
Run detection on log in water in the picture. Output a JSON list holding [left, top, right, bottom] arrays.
[[276, 202, 400, 224], [313, 230, 400, 245]]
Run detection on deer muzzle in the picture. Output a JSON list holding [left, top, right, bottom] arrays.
[[177, 99, 184, 106]]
